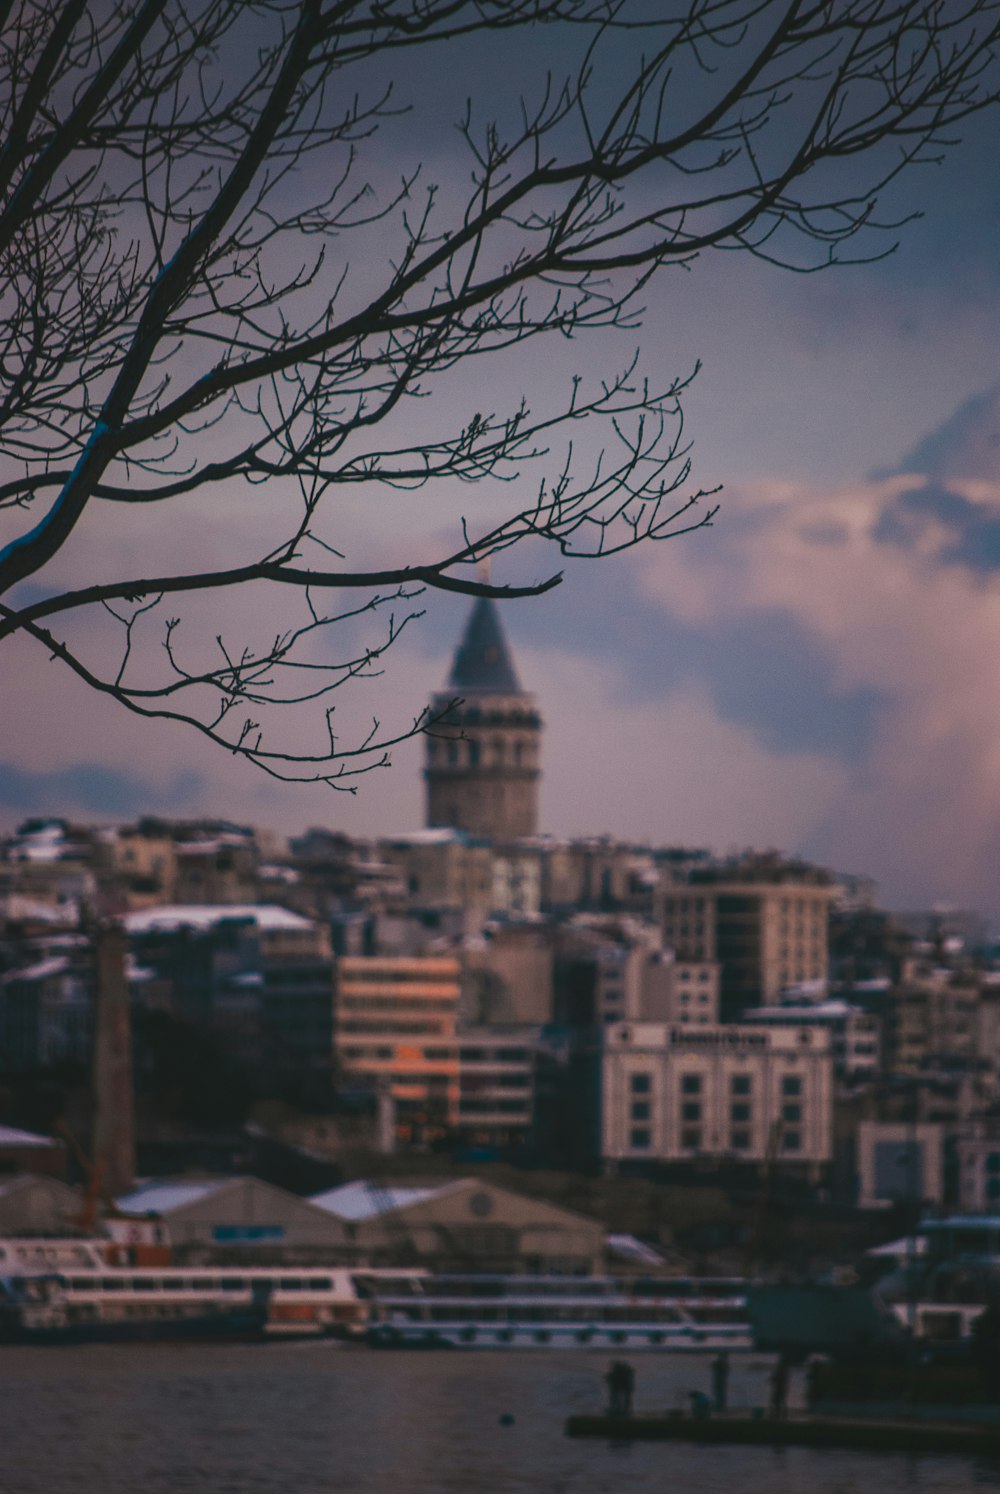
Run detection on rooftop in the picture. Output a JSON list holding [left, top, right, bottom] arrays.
[[0, 1124, 62, 1149], [310, 1179, 457, 1221], [446, 597, 521, 694], [115, 1178, 236, 1215], [123, 904, 315, 935]]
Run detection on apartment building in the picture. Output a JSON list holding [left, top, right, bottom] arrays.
[[602, 1021, 834, 1170], [659, 854, 833, 1017], [455, 1028, 538, 1145], [334, 955, 462, 1141]]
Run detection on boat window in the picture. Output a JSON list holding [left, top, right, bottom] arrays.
[[69, 1277, 95, 1290], [161, 1278, 183, 1290], [221, 1278, 246, 1291], [277, 1278, 303, 1292], [308, 1278, 332, 1290], [130, 1277, 153, 1291], [101, 1278, 124, 1291]]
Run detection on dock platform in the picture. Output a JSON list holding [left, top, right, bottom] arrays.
[[565, 1411, 1000, 1455]]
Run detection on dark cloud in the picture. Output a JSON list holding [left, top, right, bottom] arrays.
[[0, 762, 203, 818], [431, 559, 884, 765], [874, 481, 1000, 573], [879, 385, 1000, 481]]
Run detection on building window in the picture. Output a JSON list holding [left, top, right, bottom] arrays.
[[630, 1101, 650, 1122], [782, 1131, 802, 1152], [681, 1074, 702, 1095], [630, 1074, 651, 1095], [731, 1075, 751, 1096], [681, 1101, 701, 1122], [988, 1178, 1000, 1200], [782, 1103, 801, 1124], [730, 1130, 751, 1151], [988, 1153, 1000, 1174], [730, 1103, 751, 1123], [681, 1128, 702, 1150], [781, 1076, 802, 1097], [630, 1128, 651, 1150]]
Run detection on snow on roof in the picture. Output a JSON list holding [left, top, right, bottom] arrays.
[[0, 895, 79, 926], [0, 1124, 61, 1149], [115, 1178, 236, 1215], [380, 829, 469, 847], [748, 1000, 859, 1020], [123, 904, 315, 935], [605, 1232, 667, 1266], [866, 1235, 927, 1258], [2, 955, 71, 983], [310, 1179, 455, 1221]]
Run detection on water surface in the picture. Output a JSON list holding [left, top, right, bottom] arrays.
[[1, 1344, 997, 1493]]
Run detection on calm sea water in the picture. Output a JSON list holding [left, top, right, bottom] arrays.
[[1, 1344, 998, 1493]]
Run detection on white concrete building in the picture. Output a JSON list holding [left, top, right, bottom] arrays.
[[855, 1120, 947, 1210], [602, 1021, 834, 1168]]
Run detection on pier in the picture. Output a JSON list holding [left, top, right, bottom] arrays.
[[565, 1411, 1000, 1455]]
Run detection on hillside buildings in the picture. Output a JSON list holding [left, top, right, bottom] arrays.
[[3, 598, 1000, 1225]]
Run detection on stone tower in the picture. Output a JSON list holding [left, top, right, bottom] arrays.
[[424, 597, 542, 840]]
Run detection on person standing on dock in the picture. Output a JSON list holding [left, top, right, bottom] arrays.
[[605, 1361, 635, 1416], [711, 1352, 730, 1413], [769, 1355, 790, 1420]]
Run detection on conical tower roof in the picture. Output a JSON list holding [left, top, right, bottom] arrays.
[[447, 596, 522, 694]]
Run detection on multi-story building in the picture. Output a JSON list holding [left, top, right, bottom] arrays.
[[124, 904, 335, 1082], [957, 1119, 1000, 1212], [461, 922, 554, 1026], [334, 955, 462, 1142], [659, 854, 833, 1018], [455, 1028, 539, 1146], [887, 970, 982, 1076], [377, 830, 493, 913], [855, 1119, 949, 1209], [424, 597, 542, 841], [602, 1020, 834, 1170], [743, 1000, 881, 1081], [0, 948, 92, 1069]]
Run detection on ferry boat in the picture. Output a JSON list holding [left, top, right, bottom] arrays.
[[0, 1238, 418, 1344], [364, 1273, 753, 1351]]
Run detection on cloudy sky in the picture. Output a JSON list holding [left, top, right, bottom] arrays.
[[4, 7, 1000, 918]]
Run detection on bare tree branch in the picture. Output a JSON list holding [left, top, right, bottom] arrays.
[[1, 0, 998, 780]]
